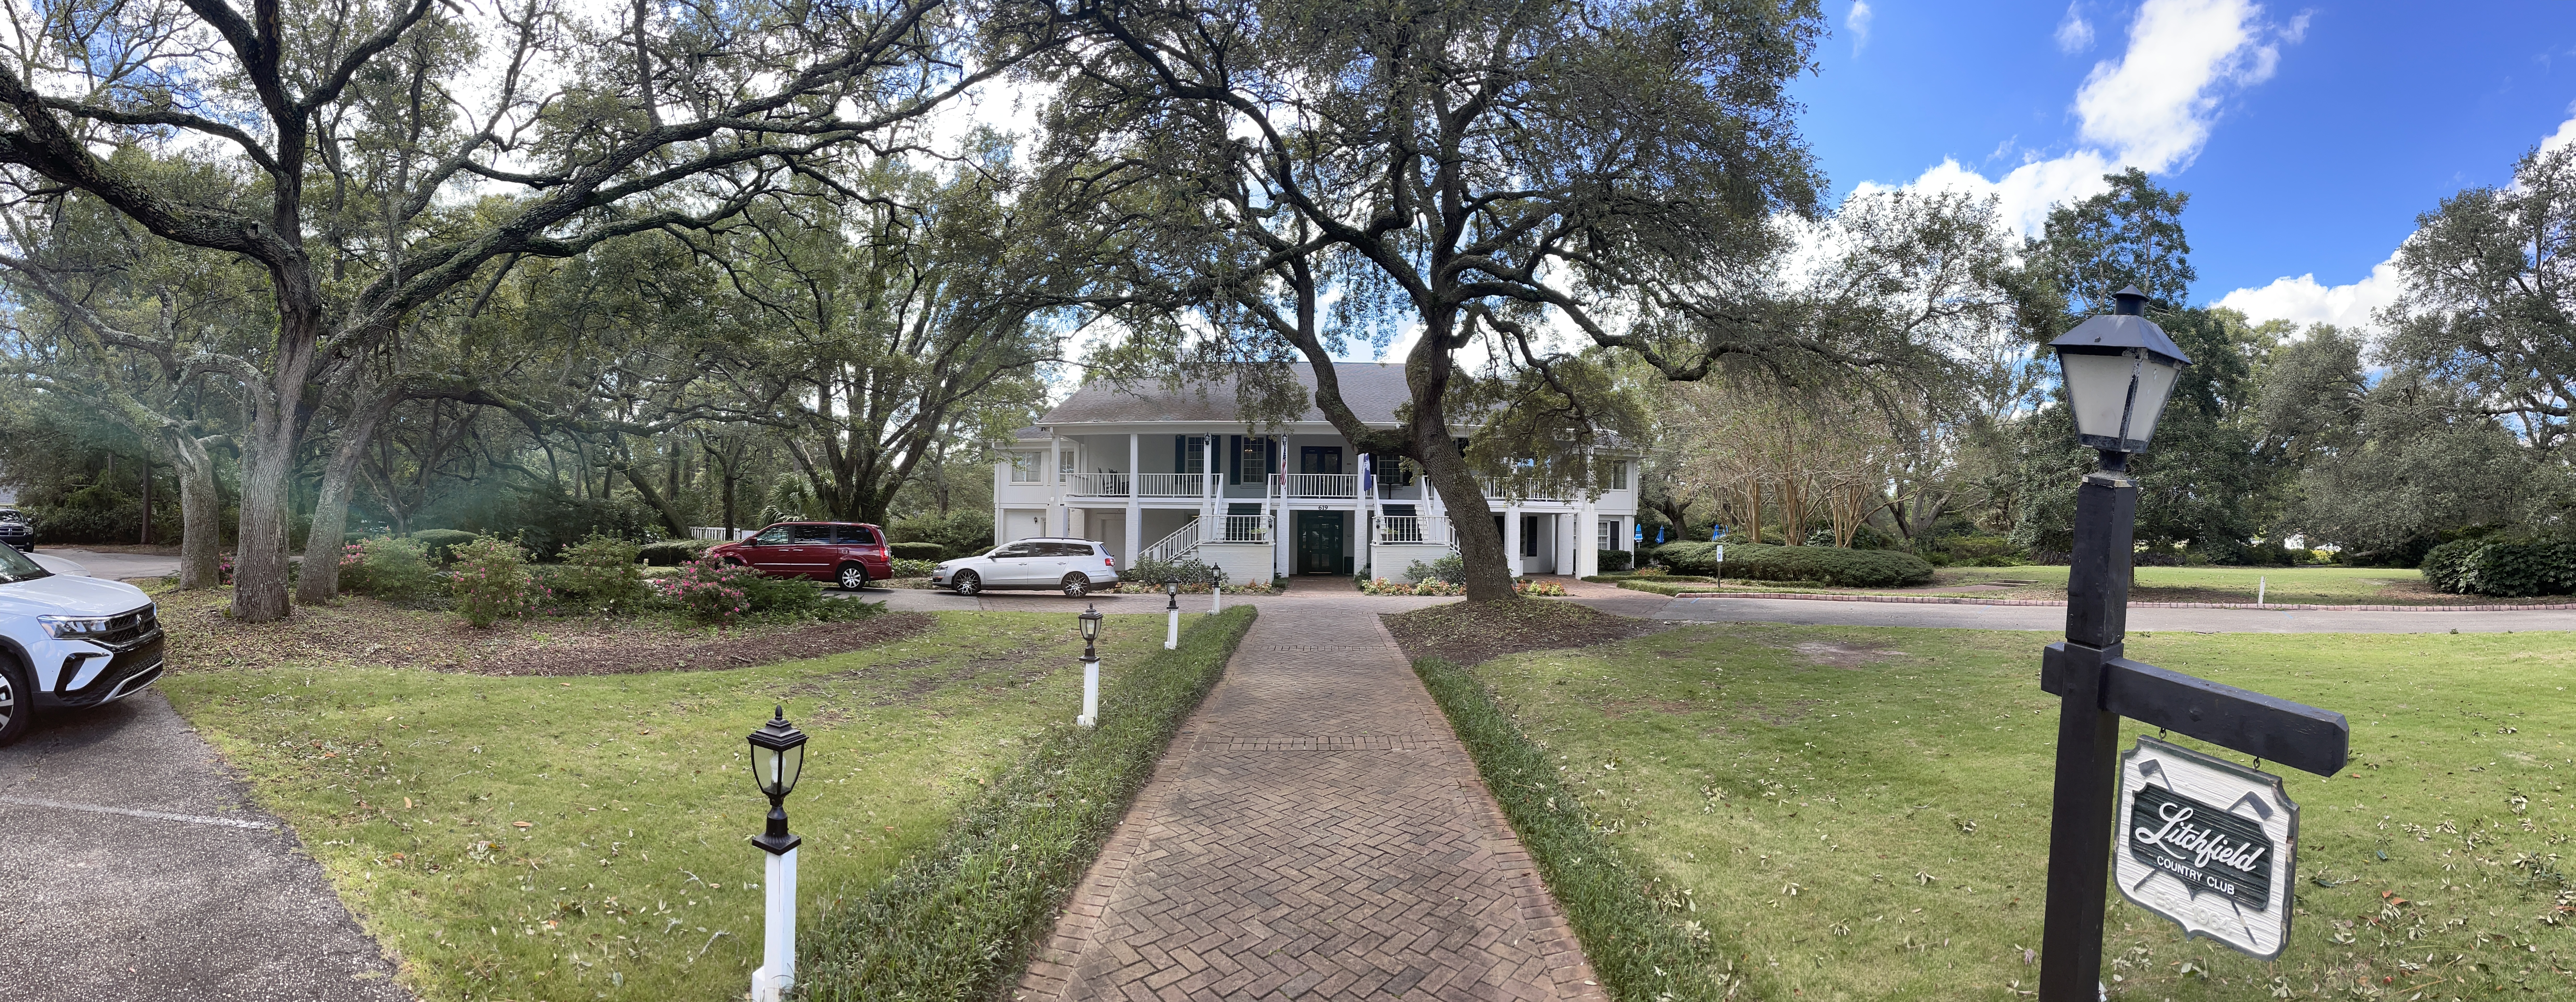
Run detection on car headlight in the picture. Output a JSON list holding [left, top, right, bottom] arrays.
[[39, 614, 114, 639]]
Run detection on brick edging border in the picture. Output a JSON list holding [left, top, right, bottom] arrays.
[[1659, 590, 2576, 613]]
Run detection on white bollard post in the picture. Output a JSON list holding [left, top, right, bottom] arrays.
[[1166, 606, 1180, 650], [2258, 575, 2266, 608], [1210, 582, 1221, 614], [751, 846, 797, 1002], [1079, 655, 1099, 728]]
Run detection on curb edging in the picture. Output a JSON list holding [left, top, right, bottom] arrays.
[[1663, 590, 2576, 613]]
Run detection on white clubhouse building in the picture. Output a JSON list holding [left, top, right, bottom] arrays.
[[991, 363, 1642, 584]]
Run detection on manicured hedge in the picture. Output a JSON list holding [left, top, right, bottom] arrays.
[[800, 607, 1258, 1001], [636, 537, 715, 566], [2422, 537, 2576, 597], [890, 541, 947, 561], [1653, 541, 1934, 588], [408, 528, 478, 563], [1596, 548, 1633, 573]]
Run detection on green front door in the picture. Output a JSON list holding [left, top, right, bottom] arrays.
[[1296, 511, 1345, 574]]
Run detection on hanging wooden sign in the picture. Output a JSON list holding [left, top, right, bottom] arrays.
[[2114, 737, 2300, 959]]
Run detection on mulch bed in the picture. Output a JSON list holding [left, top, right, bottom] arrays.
[[1381, 598, 1664, 666], [162, 588, 938, 677]]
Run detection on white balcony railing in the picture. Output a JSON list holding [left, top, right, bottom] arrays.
[[1377, 515, 1449, 545], [1064, 472, 1128, 497], [1208, 514, 1273, 545], [1135, 473, 1209, 498], [1281, 473, 1358, 498]]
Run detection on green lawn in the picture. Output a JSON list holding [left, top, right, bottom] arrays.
[[159, 606, 1178, 1002], [1466, 624, 2576, 1000]]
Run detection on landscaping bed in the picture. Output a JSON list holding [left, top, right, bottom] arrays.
[[158, 604, 1219, 1002], [157, 587, 935, 676], [1446, 622, 2576, 1000], [1602, 564, 2567, 607], [1380, 597, 1663, 666]]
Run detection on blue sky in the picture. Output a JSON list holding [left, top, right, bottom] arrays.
[[1799, 0, 2576, 330]]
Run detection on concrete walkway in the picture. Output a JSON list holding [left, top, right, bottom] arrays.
[[1015, 586, 1604, 1001], [0, 694, 411, 1002], [39, 547, 182, 581]]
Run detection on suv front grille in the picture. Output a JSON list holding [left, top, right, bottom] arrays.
[[98, 605, 159, 648]]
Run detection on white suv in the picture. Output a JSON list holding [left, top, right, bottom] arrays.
[[930, 538, 1122, 597], [0, 544, 165, 745]]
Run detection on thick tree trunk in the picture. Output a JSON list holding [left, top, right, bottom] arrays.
[[296, 389, 399, 605], [161, 430, 224, 589], [1403, 337, 1517, 602], [230, 328, 318, 622], [619, 464, 694, 539]]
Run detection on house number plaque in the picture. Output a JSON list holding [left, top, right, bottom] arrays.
[[2114, 737, 2299, 959]]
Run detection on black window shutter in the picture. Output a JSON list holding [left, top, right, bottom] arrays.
[[1229, 435, 1242, 483], [1175, 436, 1185, 475]]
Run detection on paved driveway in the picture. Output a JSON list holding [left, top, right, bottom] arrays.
[[38, 548, 182, 581], [0, 694, 411, 1002], [857, 582, 2576, 633]]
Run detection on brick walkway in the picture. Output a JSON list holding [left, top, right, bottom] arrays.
[[1018, 588, 1605, 1001]]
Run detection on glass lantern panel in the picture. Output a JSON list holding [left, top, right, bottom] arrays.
[[2059, 351, 2140, 441], [751, 743, 783, 796], [777, 741, 804, 794], [2123, 358, 2182, 445]]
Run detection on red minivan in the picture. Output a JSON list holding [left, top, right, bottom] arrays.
[[707, 521, 895, 590]]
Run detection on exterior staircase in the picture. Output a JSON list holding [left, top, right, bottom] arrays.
[[1140, 518, 1202, 564]]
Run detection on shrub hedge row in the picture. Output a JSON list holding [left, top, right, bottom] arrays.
[[2422, 537, 2576, 597], [1653, 541, 1935, 588], [800, 606, 1258, 1001]]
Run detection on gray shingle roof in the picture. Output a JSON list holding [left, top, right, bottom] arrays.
[[1038, 363, 1415, 428]]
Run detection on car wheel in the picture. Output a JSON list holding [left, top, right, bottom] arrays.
[[0, 654, 31, 747], [952, 570, 982, 596], [836, 562, 870, 591], [724, 557, 746, 568], [1062, 573, 1091, 598]]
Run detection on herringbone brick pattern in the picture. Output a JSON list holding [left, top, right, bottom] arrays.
[[1018, 591, 1604, 1002]]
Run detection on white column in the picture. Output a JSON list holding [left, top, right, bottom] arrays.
[[1504, 504, 1523, 576], [1270, 435, 1289, 579], [752, 847, 797, 1001], [1124, 433, 1143, 567], [1203, 434, 1218, 524], [1049, 435, 1066, 536]]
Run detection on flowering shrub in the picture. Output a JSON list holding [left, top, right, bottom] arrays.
[[655, 557, 760, 624], [450, 535, 546, 627], [340, 536, 436, 600], [1514, 578, 1568, 597], [1361, 576, 1464, 596], [542, 535, 649, 612]]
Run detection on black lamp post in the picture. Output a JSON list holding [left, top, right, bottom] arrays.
[[745, 706, 807, 1002], [1077, 604, 1102, 728]]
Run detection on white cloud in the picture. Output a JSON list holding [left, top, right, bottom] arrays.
[[2055, 3, 2095, 53], [1858, 0, 2295, 236], [2072, 0, 2281, 172], [2214, 255, 2403, 333], [2544, 108, 2576, 156], [1859, 150, 2118, 235], [1846, 1, 1875, 56]]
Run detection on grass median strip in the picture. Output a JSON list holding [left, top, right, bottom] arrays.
[[158, 598, 1187, 1002], [1414, 654, 1761, 1002], [799, 604, 1256, 1001]]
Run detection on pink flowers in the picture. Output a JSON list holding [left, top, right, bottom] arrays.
[[660, 557, 760, 623]]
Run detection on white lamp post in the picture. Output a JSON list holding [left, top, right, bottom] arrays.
[[1076, 604, 1102, 728], [2048, 286, 2193, 473], [745, 707, 807, 1002], [1163, 580, 1181, 650]]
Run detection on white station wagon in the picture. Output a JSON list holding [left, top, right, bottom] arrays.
[[929, 538, 1121, 597]]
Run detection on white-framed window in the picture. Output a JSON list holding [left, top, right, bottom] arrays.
[[1598, 518, 1621, 550], [1009, 452, 1042, 483], [1598, 459, 1629, 490]]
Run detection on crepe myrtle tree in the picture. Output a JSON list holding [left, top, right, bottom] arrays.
[[1040, 0, 1993, 600], [0, 0, 1054, 620]]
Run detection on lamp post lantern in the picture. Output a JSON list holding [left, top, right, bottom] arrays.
[[1077, 604, 1103, 728], [1163, 580, 1181, 650], [745, 707, 807, 1002], [2034, 287, 2347, 1001]]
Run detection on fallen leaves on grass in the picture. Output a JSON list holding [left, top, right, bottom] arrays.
[[1380, 598, 1662, 666]]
